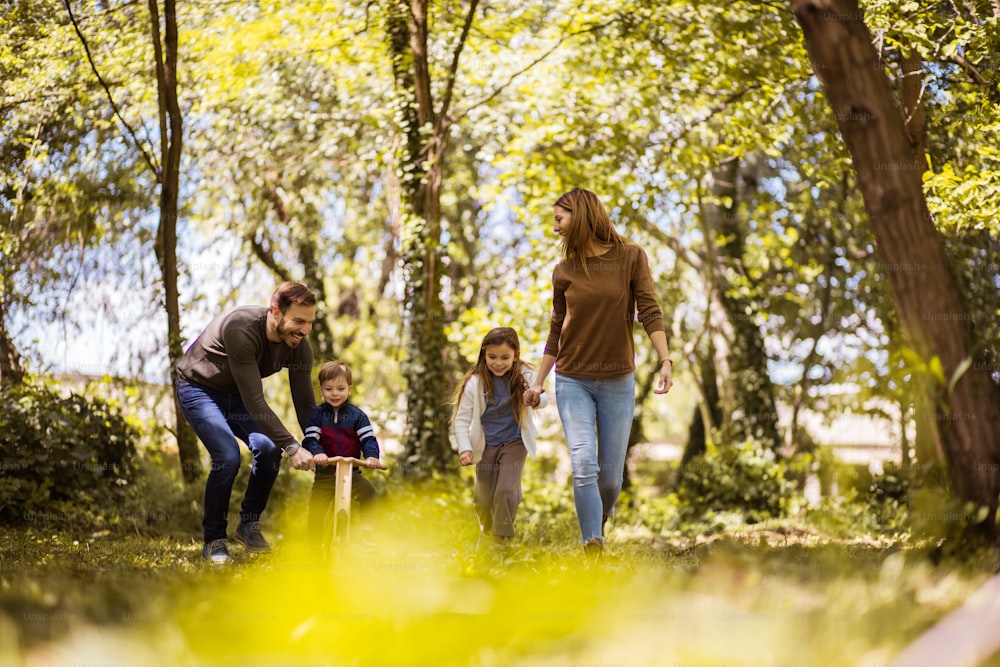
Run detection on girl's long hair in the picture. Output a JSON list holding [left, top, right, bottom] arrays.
[[554, 187, 625, 277], [451, 327, 533, 428]]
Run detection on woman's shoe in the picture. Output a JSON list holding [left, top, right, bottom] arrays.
[[583, 537, 604, 559]]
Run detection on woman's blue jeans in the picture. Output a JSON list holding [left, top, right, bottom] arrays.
[[176, 381, 282, 542], [555, 372, 635, 543]]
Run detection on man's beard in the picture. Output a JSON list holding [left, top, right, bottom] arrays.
[[276, 317, 305, 347]]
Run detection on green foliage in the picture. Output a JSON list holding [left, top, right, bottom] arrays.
[[803, 460, 972, 543], [1, 0, 158, 328], [0, 382, 139, 527], [805, 476, 908, 540], [676, 440, 796, 524], [119, 448, 202, 536], [863, 462, 917, 535], [518, 455, 580, 544], [868, 461, 911, 505], [4, 0, 999, 513]]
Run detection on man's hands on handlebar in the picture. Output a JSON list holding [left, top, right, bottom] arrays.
[[308, 454, 386, 470], [290, 447, 316, 471]]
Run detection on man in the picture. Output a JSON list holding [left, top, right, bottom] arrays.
[[176, 281, 318, 563]]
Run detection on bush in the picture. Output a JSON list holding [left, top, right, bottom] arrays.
[[519, 456, 578, 544], [0, 382, 139, 526], [868, 461, 910, 504], [118, 448, 203, 536], [675, 440, 794, 523]]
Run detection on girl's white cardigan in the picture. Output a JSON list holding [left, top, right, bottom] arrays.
[[453, 369, 548, 464]]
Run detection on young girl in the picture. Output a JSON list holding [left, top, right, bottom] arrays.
[[453, 327, 548, 545]]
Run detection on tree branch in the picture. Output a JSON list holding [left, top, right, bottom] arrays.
[[0, 92, 74, 115], [438, 0, 479, 122], [246, 230, 294, 283], [62, 0, 160, 177], [354, 0, 377, 35], [650, 84, 763, 156], [947, 54, 989, 86], [243, 188, 295, 283], [625, 211, 704, 272], [451, 18, 618, 123], [148, 0, 169, 190]]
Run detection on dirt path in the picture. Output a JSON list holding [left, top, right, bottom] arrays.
[[887, 571, 1000, 667]]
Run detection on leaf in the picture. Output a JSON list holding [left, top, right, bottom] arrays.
[[946, 355, 974, 397], [928, 355, 946, 387], [900, 346, 927, 373]]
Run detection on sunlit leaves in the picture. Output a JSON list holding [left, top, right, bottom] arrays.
[[3, 0, 998, 448], [1, 0, 158, 346]]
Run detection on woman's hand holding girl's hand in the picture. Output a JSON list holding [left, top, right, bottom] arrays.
[[459, 451, 473, 466], [523, 385, 543, 407]]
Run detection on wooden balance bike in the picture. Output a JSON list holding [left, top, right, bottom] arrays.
[[314, 456, 388, 547]]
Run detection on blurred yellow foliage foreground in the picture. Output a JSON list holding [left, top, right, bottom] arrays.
[[3, 474, 994, 667]]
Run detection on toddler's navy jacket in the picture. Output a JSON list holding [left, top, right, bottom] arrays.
[[302, 401, 380, 461]]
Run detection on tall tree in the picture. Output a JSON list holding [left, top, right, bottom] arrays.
[[382, 0, 623, 473], [496, 1, 809, 454], [184, 11, 351, 359], [147, 0, 200, 482], [792, 0, 1000, 530], [63, 0, 201, 481], [384, 0, 478, 472], [699, 155, 781, 451]]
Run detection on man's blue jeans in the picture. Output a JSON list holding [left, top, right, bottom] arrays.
[[555, 372, 635, 543], [176, 381, 282, 542]]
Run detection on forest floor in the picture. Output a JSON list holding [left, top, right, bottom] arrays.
[[2, 467, 1000, 667]]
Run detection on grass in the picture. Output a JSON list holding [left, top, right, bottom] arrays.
[[1, 459, 998, 667]]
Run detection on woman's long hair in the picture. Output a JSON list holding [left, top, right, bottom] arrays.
[[451, 327, 533, 428], [554, 187, 625, 276]]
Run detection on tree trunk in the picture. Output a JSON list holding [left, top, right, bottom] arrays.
[[299, 232, 337, 360], [700, 155, 781, 451], [623, 363, 659, 493], [792, 0, 1000, 528], [898, 47, 931, 473], [150, 0, 200, 483], [900, 50, 926, 165], [681, 352, 723, 464], [258, 187, 338, 359], [385, 0, 476, 474], [296, 227, 337, 359], [786, 250, 836, 454], [899, 397, 912, 469], [0, 318, 25, 387]]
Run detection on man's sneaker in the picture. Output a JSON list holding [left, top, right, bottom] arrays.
[[233, 521, 272, 554], [202, 539, 232, 564]]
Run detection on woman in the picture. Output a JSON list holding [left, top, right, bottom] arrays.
[[525, 187, 673, 554]]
